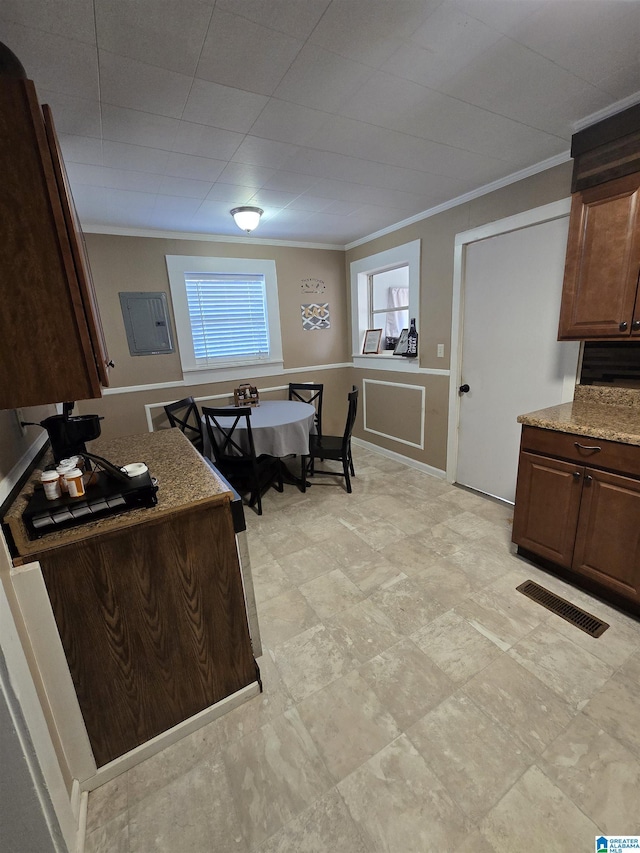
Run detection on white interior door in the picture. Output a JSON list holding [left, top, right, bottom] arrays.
[[455, 216, 580, 503]]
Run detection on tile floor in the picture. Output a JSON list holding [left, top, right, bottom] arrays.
[[84, 447, 640, 852]]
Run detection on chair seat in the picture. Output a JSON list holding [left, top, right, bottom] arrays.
[[308, 434, 344, 460]]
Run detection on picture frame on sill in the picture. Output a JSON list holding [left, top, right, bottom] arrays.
[[393, 328, 409, 355], [362, 329, 383, 354]]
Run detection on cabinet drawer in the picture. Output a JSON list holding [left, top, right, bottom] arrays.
[[521, 426, 640, 477]]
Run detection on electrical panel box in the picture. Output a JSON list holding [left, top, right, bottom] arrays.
[[119, 292, 174, 356]]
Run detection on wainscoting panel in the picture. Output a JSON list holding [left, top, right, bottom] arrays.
[[362, 379, 425, 449]]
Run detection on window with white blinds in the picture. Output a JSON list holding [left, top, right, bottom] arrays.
[[166, 255, 283, 379], [185, 272, 269, 363]]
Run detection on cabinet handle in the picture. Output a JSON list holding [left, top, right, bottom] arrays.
[[619, 321, 628, 331], [573, 442, 601, 453], [584, 474, 593, 483], [572, 471, 582, 479], [632, 320, 640, 332]]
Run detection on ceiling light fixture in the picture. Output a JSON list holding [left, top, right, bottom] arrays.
[[230, 206, 263, 233]]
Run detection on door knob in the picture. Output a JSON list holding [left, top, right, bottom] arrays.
[[459, 384, 470, 393], [632, 320, 640, 332], [619, 321, 628, 331]]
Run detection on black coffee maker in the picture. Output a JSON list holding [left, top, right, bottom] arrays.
[[22, 402, 103, 463]]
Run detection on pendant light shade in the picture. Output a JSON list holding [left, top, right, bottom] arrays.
[[230, 206, 263, 233]]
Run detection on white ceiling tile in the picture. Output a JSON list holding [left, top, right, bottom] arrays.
[[38, 89, 102, 138], [157, 175, 214, 199], [59, 134, 104, 167], [247, 99, 329, 146], [274, 44, 374, 113], [216, 161, 276, 188], [596, 62, 640, 102], [1, 0, 96, 44], [338, 72, 440, 128], [246, 189, 299, 208], [450, 0, 541, 34], [182, 79, 268, 133], [205, 183, 258, 203], [262, 171, 320, 194], [309, 0, 440, 67], [2, 22, 99, 101], [509, 1, 640, 87], [230, 137, 300, 169], [66, 162, 163, 193], [321, 199, 367, 216], [440, 37, 612, 136], [285, 194, 335, 212], [164, 152, 227, 182], [16, 0, 640, 244], [98, 51, 192, 118], [152, 195, 203, 218], [196, 9, 303, 96], [101, 104, 180, 149], [73, 185, 156, 229], [171, 122, 244, 160], [102, 140, 171, 174], [94, 0, 213, 76], [384, 2, 503, 88], [215, 0, 330, 41]]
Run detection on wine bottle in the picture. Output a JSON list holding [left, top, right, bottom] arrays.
[[405, 317, 418, 357]]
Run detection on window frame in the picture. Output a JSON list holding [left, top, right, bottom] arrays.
[[166, 254, 283, 383], [350, 240, 420, 370]]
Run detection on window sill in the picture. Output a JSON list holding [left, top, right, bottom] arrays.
[[182, 359, 285, 385], [352, 354, 420, 371]]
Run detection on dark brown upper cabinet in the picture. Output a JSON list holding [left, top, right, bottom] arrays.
[[557, 171, 640, 341], [0, 63, 110, 410]]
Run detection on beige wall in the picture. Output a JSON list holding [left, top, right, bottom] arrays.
[[347, 161, 573, 470]]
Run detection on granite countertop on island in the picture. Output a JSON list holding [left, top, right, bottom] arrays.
[[518, 385, 640, 446], [4, 428, 233, 561]]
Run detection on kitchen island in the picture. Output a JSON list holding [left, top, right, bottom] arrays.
[[3, 428, 260, 771], [512, 386, 640, 614]]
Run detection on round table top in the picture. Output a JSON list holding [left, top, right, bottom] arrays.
[[228, 399, 315, 428]]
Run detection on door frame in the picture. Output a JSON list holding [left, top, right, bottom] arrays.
[[446, 197, 573, 487]]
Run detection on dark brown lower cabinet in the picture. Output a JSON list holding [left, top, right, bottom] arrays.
[[513, 427, 640, 612], [36, 498, 257, 767]]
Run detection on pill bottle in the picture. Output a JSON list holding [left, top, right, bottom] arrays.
[[41, 470, 62, 501], [64, 468, 85, 498], [56, 462, 74, 492]]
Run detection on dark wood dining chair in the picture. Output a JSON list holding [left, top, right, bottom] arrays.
[[301, 386, 358, 493], [288, 382, 323, 439], [164, 396, 204, 452], [202, 406, 283, 515]]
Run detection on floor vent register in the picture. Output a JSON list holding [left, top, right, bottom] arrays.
[[516, 580, 609, 638]]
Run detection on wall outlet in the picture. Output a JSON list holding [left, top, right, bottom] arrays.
[[437, 343, 445, 358]]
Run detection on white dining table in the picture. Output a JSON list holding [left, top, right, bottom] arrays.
[[202, 400, 316, 459]]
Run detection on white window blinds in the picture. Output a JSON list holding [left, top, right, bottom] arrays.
[[184, 272, 270, 362]]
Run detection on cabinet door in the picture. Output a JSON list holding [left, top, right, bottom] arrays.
[[0, 78, 102, 408], [42, 104, 111, 386], [573, 468, 640, 603], [558, 172, 640, 340], [512, 451, 583, 567]]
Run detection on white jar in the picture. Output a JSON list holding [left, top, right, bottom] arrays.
[[56, 462, 74, 492], [64, 468, 85, 498], [41, 470, 62, 501]]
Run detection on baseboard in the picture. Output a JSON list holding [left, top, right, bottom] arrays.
[[80, 681, 260, 793], [351, 436, 446, 480]]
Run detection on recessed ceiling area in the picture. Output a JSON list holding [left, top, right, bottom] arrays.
[[2, 0, 639, 246]]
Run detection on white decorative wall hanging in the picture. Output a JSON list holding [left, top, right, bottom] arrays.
[[301, 303, 331, 330]]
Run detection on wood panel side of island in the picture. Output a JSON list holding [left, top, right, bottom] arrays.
[[36, 498, 256, 767]]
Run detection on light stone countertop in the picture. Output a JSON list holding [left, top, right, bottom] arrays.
[[517, 385, 640, 446], [4, 428, 232, 560]]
